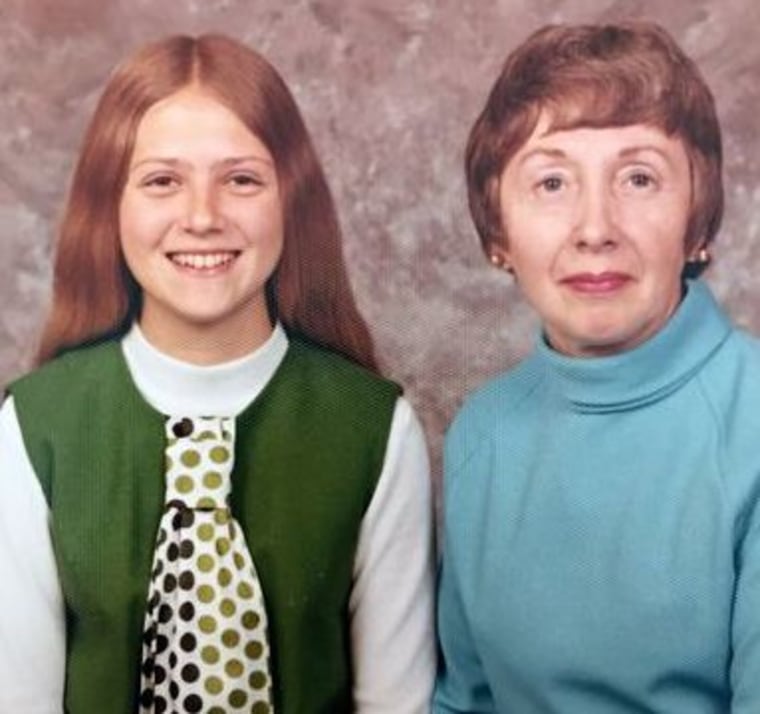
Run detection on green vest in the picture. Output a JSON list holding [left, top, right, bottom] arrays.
[[10, 338, 399, 714]]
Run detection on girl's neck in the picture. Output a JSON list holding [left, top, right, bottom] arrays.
[[138, 307, 274, 366]]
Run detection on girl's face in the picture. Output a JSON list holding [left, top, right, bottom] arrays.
[[494, 113, 694, 358], [119, 86, 283, 360]]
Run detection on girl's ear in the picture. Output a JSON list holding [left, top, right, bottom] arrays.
[[488, 243, 513, 274]]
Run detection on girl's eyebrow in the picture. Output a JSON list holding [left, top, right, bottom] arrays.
[[128, 155, 275, 173], [217, 155, 274, 168]]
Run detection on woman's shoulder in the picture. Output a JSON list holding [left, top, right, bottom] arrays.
[[443, 354, 544, 480], [449, 355, 544, 435], [701, 325, 760, 396]]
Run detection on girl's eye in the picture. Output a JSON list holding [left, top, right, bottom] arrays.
[[141, 174, 179, 191], [226, 173, 264, 191]]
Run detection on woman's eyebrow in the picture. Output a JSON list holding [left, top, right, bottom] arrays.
[[515, 147, 568, 167], [617, 145, 672, 163]]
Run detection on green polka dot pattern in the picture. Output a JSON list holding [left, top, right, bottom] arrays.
[[140, 416, 274, 713]]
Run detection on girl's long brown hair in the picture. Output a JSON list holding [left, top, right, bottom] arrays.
[[37, 34, 378, 371]]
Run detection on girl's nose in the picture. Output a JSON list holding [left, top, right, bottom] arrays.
[[181, 186, 224, 235]]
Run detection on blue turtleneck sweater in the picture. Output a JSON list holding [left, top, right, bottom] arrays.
[[434, 280, 760, 713]]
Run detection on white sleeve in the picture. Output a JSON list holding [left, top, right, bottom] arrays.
[[0, 396, 65, 713], [349, 396, 436, 714]]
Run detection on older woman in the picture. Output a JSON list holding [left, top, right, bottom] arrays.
[[435, 22, 760, 713]]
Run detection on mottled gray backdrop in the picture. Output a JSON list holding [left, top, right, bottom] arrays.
[[1, 0, 758, 478]]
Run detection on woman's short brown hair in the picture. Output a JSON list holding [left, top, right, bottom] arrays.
[[466, 22, 723, 273], [38, 34, 377, 369]]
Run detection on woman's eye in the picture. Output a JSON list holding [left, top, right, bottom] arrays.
[[537, 176, 565, 193], [625, 171, 657, 189]]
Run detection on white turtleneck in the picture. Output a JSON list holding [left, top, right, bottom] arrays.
[[0, 324, 435, 713]]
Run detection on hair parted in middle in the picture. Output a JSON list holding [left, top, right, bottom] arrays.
[[466, 22, 723, 275], [37, 33, 377, 370]]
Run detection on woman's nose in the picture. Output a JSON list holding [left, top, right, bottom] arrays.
[[573, 187, 617, 251]]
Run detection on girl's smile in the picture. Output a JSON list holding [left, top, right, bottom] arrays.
[[166, 250, 240, 273]]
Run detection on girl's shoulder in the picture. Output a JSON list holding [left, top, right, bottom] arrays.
[[10, 338, 122, 398], [286, 336, 401, 399]]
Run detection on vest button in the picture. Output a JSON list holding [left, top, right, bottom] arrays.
[[172, 418, 194, 438]]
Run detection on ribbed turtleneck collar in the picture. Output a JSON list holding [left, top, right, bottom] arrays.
[[121, 322, 289, 417], [535, 280, 732, 414]]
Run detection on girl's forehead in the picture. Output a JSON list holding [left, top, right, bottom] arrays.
[[130, 88, 273, 168]]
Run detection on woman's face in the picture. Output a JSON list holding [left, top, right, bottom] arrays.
[[119, 86, 283, 358], [495, 113, 695, 358]]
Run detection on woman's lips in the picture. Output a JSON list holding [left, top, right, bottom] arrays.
[[560, 271, 632, 294]]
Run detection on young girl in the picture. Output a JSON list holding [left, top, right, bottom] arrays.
[[0, 34, 434, 714]]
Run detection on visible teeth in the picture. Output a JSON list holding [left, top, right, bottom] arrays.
[[170, 252, 236, 269]]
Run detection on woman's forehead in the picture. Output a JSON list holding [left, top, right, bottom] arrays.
[[505, 109, 688, 170]]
